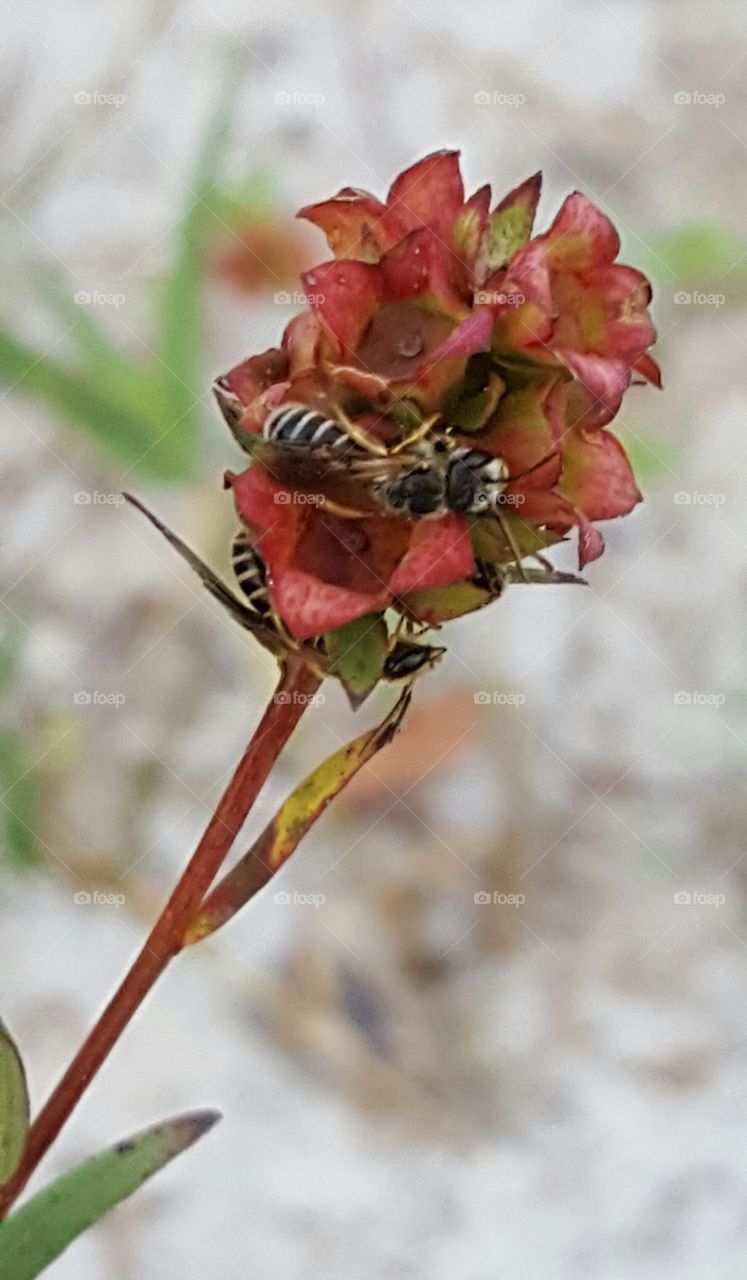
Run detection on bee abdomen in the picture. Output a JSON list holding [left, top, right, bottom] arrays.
[[375, 466, 447, 517], [263, 404, 350, 450], [383, 642, 445, 681], [446, 449, 507, 514], [231, 531, 273, 620]]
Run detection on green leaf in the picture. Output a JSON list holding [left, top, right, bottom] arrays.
[[0, 1111, 220, 1280], [0, 620, 21, 696], [159, 53, 239, 435], [0, 330, 192, 482], [470, 514, 563, 564], [0, 1022, 28, 1184], [199, 169, 278, 229], [183, 688, 411, 946], [401, 580, 498, 624], [324, 613, 389, 707], [617, 429, 679, 484], [644, 221, 746, 283], [0, 730, 41, 870]]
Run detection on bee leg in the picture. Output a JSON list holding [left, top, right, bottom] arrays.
[[317, 496, 371, 519], [495, 509, 529, 582], [335, 407, 390, 457], [391, 412, 442, 454]]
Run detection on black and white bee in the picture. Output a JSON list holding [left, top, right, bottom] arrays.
[[231, 529, 273, 622], [375, 447, 508, 518], [263, 404, 354, 452]]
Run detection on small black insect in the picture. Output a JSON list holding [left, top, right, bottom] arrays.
[[383, 641, 446, 681], [471, 558, 505, 598], [231, 530, 273, 621]]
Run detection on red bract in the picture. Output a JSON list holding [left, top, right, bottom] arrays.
[[227, 467, 473, 640], [216, 151, 658, 644]]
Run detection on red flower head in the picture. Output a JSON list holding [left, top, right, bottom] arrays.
[[215, 152, 659, 693]]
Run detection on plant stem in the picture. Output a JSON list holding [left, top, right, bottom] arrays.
[[0, 657, 321, 1216]]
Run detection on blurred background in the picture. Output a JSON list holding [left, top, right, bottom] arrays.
[[2, 0, 747, 1275]]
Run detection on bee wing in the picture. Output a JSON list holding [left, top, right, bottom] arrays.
[[249, 442, 429, 515], [124, 493, 284, 653]]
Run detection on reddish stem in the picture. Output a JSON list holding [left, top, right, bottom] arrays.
[[0, 657, 321, 1216]]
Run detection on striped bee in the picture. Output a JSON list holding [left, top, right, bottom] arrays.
[[258, 403, 512, 520], [376, 447, 508, 518], [231, 529, 273, 622], [263, 404, 355, 452]]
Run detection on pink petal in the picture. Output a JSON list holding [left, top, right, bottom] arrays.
[[486, 240, 554, 347], [559, 429, 642, 521], [633, 353, 663, 388], [297, 187, 391, 261], [555, 350, 631, 425], [386, 150, 465, 241], [283, 311, 324, 376], [272, 568, 389, 639], [389, 515, 473, 595], [379, 227, 468, 316], [544, 193, 620, 271], [302, 260, 382, 354], [424, 307, 493, 364], [576, 512, 605, 566]]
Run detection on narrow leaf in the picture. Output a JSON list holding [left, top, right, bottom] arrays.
[[0, 1022, 29, 1184], [159, 53, 238, 432], [0, 731, 41, 869], [0, 1111, 220, 1280], [183, 688, 411, 945], [0, 330, 192, 482], [324, 614, 389, 708]]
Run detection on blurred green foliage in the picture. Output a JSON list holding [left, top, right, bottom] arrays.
[[643, 220, 747, 285], [0, 621, 40, 870], [0, 58, 271, 484]]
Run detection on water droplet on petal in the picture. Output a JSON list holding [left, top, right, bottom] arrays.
[[396, 335, 423, 359]]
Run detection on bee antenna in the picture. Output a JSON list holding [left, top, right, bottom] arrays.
[[507, 446, 561, 483]]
